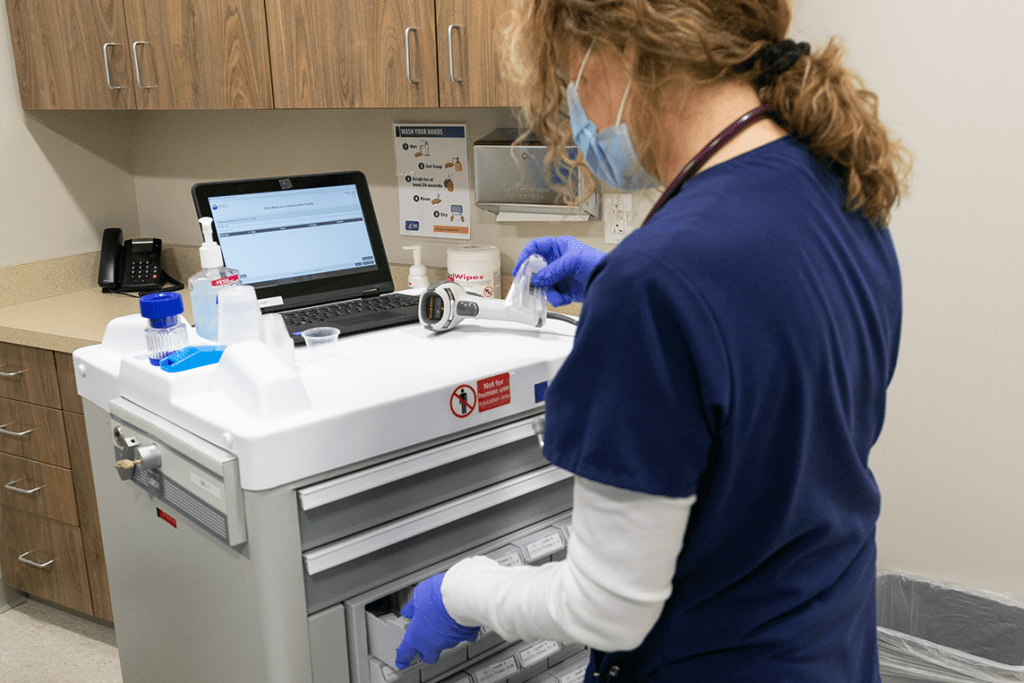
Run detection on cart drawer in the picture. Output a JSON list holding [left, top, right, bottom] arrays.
[[1, 452, 79, 525], [0, 506, 92, 615], [303, 465, 573, 613], [0, 397, 70, 467], [297, 417, 547, 550]]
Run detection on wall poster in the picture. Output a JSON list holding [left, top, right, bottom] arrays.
[[394, 123, 472, 240]]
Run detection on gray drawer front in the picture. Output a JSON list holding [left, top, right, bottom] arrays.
[[298, 418, 546, 551], [302, 467, 572, 614]]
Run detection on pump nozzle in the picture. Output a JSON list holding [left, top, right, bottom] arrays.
[[403, 245, 429, 288], [198, 217, 224, 269]]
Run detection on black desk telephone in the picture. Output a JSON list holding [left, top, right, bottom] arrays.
[[98, 227, 182, 294]]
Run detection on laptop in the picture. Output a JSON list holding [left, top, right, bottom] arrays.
[[191, 171, 421, 344]]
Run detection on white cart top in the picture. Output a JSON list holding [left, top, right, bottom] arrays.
[[74, 314, 575, 491]]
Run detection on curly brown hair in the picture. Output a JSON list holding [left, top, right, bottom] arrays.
[[505, 0, 912, 226]]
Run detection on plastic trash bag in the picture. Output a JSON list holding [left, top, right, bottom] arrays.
[[877, 572, 1024, 682]]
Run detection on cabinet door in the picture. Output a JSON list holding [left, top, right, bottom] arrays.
[[436, 0, 520, 108], [122, 0, 273, 109], [5, 0, 136, 110], [266, 0, 439, 108]]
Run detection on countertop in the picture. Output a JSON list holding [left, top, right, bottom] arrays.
[[0, 288, 192, 354]]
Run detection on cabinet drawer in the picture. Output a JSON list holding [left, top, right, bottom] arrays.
[[0, 342, 61, 409], [0, 506, 92, 615], [0, 397, 70, 467], [1, 452, 79, 525]]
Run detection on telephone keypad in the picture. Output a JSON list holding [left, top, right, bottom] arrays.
[[128, 256, 161, 284]]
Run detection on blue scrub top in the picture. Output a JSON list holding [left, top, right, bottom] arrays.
[[544, 137, 901, 682]]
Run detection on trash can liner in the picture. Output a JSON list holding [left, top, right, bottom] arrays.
[[877, 572, 1024, 683]]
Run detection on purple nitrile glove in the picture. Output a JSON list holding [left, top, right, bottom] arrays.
[[394, 573, 480, 670], [514, 236, 605, 307]]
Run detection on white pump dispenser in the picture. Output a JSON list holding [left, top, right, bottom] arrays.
[[403, 245, 429, 289], [188, 217, 240, 341]]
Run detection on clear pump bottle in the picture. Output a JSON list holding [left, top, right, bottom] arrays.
[[188, 217, 240, 341]]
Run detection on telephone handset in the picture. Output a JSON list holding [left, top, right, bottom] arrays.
[[98, 227, 183, 294]]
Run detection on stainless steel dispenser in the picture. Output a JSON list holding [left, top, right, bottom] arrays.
[[473, 129, 600, 221]]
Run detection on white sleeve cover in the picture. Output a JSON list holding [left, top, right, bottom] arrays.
[[441, 476, 694, 653]]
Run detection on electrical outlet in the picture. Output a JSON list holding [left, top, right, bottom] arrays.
[[603, 193, 634, 244]]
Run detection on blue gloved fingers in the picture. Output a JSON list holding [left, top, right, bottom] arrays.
[[545, 288, 574, 308], [393, 573, 480, 670], [394, 639, 420, 670], [514, 236, 561, 276]]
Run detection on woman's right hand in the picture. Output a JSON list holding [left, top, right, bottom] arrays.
[[514, 236, 606, 307]]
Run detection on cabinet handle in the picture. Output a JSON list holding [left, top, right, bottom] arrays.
[[404, 27, 419, 85], [18, 551, 54, 571], [0, 367, 27, 378], [0, 424, 35, 438], [5, 479, 45, 495], [132, 41, 158, 89], [102, 42, 126, 90], [447, 24, 463, 84]]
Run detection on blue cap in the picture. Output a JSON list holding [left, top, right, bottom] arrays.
[[139, 291, 184, 321]]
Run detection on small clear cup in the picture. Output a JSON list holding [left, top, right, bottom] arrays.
[[301, 326, 341, 347]]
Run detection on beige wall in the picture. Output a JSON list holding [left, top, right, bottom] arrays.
[[0, 0, 138, 269], [125, 108, 607, 277], [791, 0, 1024, 597], [2, 0, 1022, 599]]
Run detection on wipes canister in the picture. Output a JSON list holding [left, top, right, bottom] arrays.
[[447, 245, 501, 298]]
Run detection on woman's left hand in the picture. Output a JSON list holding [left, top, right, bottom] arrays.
[[394, 573, 481, 669]]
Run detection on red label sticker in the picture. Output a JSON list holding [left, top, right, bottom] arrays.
[[477, 373, 511, 413], [157, 508, 178, 528], [450, 385, 477, 418]]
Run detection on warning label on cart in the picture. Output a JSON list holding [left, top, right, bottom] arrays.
[[451, 384, 477, 418], [477, 373, 511, 412]]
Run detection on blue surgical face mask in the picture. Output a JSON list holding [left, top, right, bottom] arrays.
[[566, 43, 661, 192]]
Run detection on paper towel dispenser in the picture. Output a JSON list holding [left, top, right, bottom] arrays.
[[473, 129, 599, 221]]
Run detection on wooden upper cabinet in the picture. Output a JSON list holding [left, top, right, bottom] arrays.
[[266, 0, 439, 109], [121, 0, 273, 109], [5, 0, 137, 110], [436, 0, 521, 108]]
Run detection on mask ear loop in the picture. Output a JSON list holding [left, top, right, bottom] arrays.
[[574, 41, 595, 88], [615, 81, 632, 126]]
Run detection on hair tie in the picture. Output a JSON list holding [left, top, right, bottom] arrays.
[[756, 39, 811, 87]]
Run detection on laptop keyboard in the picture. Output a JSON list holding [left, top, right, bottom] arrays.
[[282, 293, 419, 327]]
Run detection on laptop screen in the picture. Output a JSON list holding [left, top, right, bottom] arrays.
[[208, 184, 376, 287], [192, 171, 395, 309]]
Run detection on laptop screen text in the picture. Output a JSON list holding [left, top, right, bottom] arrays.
[[209, 184, 377, 288]]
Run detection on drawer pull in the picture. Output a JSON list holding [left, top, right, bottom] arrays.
[[0, 367, 27, 378], [0, 424, 35, 438], [18, 551, 55, 570], [4, 479, 45, 495]]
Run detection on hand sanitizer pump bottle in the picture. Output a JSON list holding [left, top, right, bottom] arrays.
[[403, 245, 429, 289], [188, 217, 240, 341]]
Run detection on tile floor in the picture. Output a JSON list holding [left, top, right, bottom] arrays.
[[0, 597, 122, 683]]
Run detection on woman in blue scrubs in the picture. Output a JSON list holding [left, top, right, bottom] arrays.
[[397, 1, 912, 680]]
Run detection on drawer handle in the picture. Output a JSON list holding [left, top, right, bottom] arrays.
[[102, 42, 126, 90], [132, 41, 157, 89], [0, 367, 27, 378], [0, 424, 35, 438], [404, 27, 419, 85], [5, 479, 45, 495], [18, 551, 54, 571], [447, 24, 463, 84]]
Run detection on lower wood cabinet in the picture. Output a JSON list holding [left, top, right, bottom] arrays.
[[0, 344, 112, 621], [0, 506, 93, 615]]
